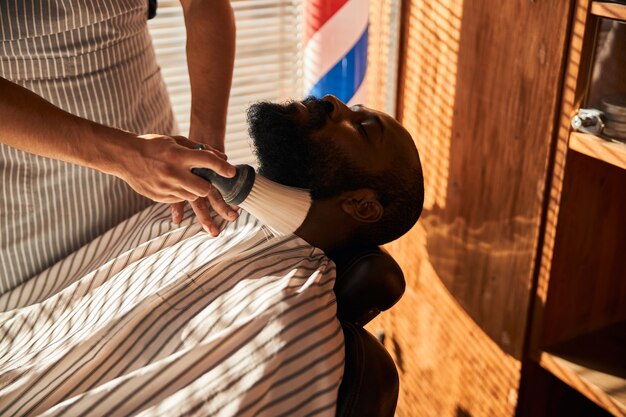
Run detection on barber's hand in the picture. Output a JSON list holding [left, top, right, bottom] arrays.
[[117, 134, 238, 234], [161, 136, 239, 236], [170, 188, 239, 236]]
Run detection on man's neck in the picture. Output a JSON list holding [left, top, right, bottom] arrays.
[[294, 199, 352, 254]]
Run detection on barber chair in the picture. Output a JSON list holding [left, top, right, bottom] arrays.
[[330, 247, 406, 417]]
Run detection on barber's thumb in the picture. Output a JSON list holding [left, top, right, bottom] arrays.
[[189, 151, 236, 178]]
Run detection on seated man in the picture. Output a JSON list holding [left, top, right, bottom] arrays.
[[0, 95, 424, 417]]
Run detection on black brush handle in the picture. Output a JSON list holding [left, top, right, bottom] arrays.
[[191, 165, 255, 206], [190, 145, 255, 205]]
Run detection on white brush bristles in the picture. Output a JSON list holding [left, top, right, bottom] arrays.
[[239, 175, 312, 236]]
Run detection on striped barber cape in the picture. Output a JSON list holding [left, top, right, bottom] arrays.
[[0, 204, 344, 417]]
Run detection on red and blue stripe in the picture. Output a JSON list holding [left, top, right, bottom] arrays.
[[304, 0, 369, 105]]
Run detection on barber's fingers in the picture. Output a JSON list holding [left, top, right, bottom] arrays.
[[175, 188, 199, 203], [171, 135, 229, 162], [173, 137, 228, 161], [177, 169, 217, 198], [152, 168, 211, 201], [169, 196, 238, 236], [209, 148, 228, 160], [150, 133, 233, 176], [170, 201, 185, 224], [188, 189, 238, 236], [189, 197, 220, 236], [182, 149, 236, 178], [170, 135, 195, 148], [196, 147, 227, 161], [207, 186, 239, 222]]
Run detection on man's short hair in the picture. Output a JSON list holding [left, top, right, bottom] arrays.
[[309, 141, 424, 246], [357, 163, 424, 246]]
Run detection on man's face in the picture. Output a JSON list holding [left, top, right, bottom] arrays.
[[248, 95, 418, 200]]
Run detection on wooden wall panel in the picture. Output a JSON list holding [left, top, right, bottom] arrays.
[[375, 0, 574, 415], [378, 231, 522, 417]]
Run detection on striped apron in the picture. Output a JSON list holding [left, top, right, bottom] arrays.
[[0, 0, 176, 294]]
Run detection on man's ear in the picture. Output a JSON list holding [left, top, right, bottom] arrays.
[[340, 189, 383, 223]]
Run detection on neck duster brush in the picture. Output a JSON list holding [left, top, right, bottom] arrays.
[[191, 154, 311, 236]]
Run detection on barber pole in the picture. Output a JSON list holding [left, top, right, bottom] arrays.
[[304, 0, 369, 105]]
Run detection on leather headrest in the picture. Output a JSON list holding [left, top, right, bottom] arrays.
[[336, 322, 400, 417], [330, 247, 405, 326]]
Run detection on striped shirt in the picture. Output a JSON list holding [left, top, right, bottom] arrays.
[[0, 0, 175, 293], [0, 204, 344, 417]]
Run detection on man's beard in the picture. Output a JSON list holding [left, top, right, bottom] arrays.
[[247, 97, 345, 199], [248, 97, 379, 202]]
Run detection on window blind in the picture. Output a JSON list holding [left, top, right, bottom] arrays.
[[148, 0, 303, 166]]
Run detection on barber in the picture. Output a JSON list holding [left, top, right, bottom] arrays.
[[0, 0, 237, 294]]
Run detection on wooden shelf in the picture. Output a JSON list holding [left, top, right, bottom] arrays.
[[539, 321, 626, 417], [592, 2, 626, 21], [569, 132, 626, 170]]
